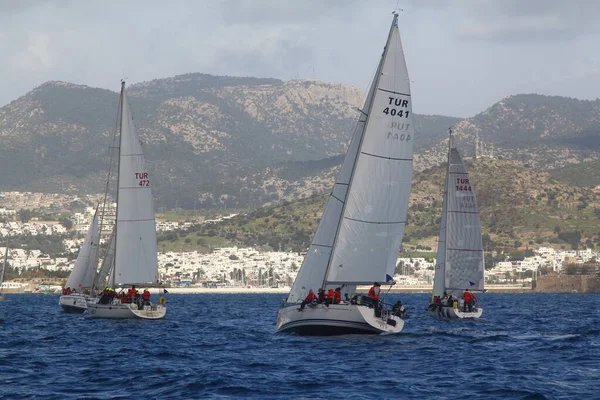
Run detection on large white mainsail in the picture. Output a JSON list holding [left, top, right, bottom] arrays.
[[112, 84, 159, 287], [287, 13, 414, 300], [65, 210, 99, 290], [434, 134, 485, 297]]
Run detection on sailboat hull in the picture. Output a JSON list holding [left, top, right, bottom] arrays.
[[86, 301, 166, 320], [59, 294, 89, 313], [429, 306, 483, 319], [276, 302, 404, 335]]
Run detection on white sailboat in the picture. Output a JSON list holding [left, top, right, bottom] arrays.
[[428, 129, 484, 319], [86, 81, 166, 320], [0, 239, 8, 301], [276, 12, 415, 335], [59, 208, 100, 313]]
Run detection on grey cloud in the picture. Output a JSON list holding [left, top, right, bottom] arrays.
[[455, 0, 600, 42]]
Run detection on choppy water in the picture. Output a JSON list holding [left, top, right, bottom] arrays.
[[0, 293, 599, 399]]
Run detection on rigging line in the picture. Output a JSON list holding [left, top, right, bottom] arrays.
[[311, 244, 333, 249], [360, 151, 412, 161], [344, 217, 405, 225], [331, 194, 344, 204], [378, 88, 411, 97], [447, 248, 483, 252]]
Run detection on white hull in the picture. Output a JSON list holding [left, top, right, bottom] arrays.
[[59, 294, 89, 313], [86, 301, 166, 320], [429, 306, 483, 319], [276, 302, 404, 335]]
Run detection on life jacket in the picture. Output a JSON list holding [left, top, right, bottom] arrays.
[[333, 291, 341, 304], [142, 291, 151, 301], [368, 287, 380, 299], [327, 289, 334, 299], [464, 292, 473, 302], [304, 291, 317, 302]]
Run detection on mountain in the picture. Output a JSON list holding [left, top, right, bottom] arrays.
[[2, 75, 600, 211], [0, 73, 458, 209], [447, 94, 600, 170]]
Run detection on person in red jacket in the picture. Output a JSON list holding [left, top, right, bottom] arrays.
[[299, 289, 317, 310], [141, 288, 151, 309], [333, 288, 342, 304], [463, 289, 476, 312]]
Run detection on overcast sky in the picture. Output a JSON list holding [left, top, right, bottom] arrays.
[[1, 0, 599, 117]]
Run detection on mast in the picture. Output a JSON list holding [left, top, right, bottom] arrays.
[[443, 128, 452, 290], [111, 80, 126, 287], [321, 12, 400, 289]]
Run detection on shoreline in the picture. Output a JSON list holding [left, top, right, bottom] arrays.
[[0, 284, 537, 295]]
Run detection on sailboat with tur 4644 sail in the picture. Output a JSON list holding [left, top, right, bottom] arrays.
[[86, 81, 166, 320], [428, 129, 484, 319], [276, 12, 415, 335]]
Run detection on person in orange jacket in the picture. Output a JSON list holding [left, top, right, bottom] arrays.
[[299, 289, 317, 310], [327, 288, 335, 304], [368, 282, 381, 308]]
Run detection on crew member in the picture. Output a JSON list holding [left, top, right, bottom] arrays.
[[299, 289, 317, 310], [368, 282, 381, 308], [333, 288, 342, 304], [142, 288, 151, 308], [463, 289, 476, 312]]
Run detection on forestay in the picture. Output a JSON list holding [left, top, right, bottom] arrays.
[[114, 90, 159, 286]]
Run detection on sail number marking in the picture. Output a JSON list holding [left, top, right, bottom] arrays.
[[455, 178, 471, 192], [135, 172, 150, 187], [383, 97, 410, 118]]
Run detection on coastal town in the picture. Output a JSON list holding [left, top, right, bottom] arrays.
[[0, 191, 597, 294]]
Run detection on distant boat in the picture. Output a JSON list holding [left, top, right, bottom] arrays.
[[58, 207, 100, 313], [428, 129, 484, 319], [0, 239, 8, 301], [86, 81, 166, 320], [276, 12, 414, 335]]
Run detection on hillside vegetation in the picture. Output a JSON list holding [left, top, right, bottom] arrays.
[[158, 158, 600, 257]]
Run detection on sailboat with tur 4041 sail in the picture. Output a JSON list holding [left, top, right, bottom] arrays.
[[86, 81, 166, 320], [428, 129, 484, 319], [59, 207, 100, 313], [276, 12, 415, 335]]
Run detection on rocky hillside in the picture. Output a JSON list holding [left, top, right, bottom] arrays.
[[446, 94, 600, 170], [2, 74, 600, 210]]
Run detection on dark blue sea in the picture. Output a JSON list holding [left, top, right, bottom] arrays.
[[1, 293, 599, 399]]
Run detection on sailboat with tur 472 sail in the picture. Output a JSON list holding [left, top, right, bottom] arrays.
[[276, 12, 415, 335], [428, 129, 484, 319], [86, 81, 166, 320], [59, 207, 100, 313]]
